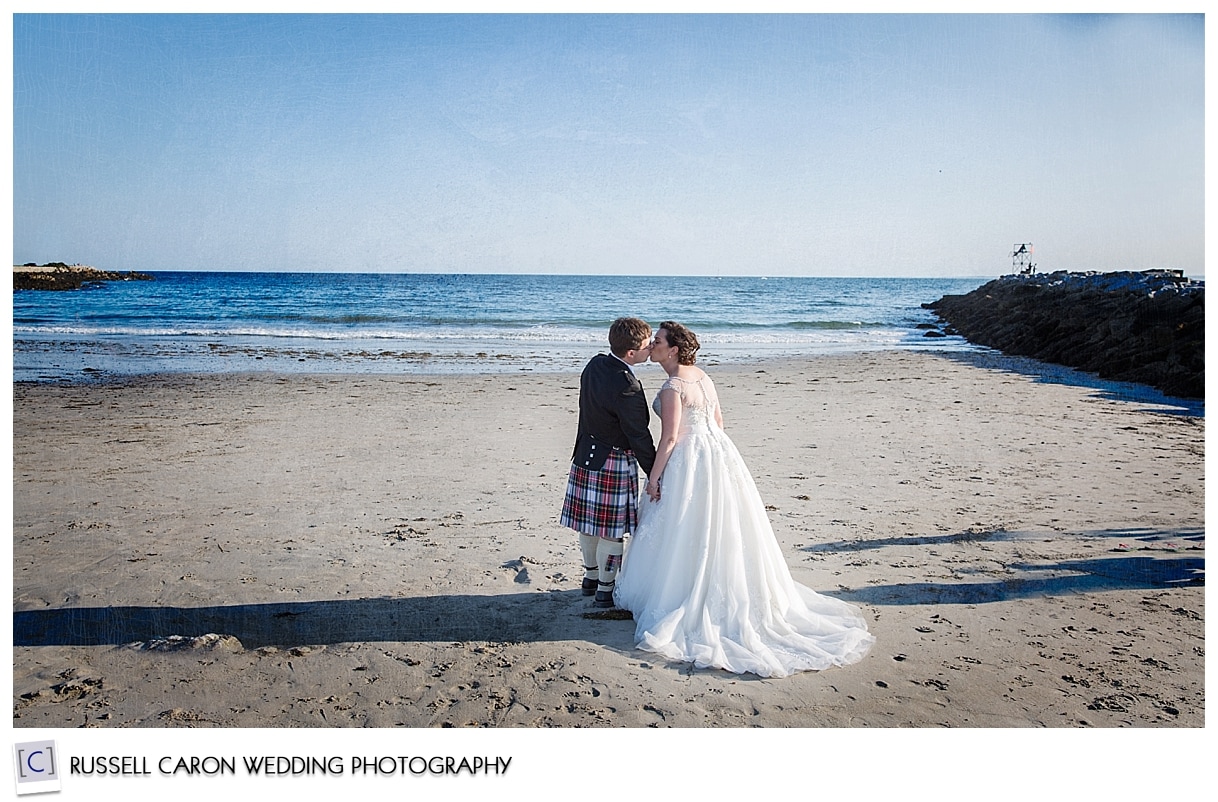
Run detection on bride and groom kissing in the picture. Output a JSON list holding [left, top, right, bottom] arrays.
[[560, 317, 874, 679]]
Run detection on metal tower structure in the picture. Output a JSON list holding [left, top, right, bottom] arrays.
[[1011, 243, 1036, 274]]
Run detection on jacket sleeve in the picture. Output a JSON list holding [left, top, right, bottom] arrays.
[[616, 371, 657, 476]]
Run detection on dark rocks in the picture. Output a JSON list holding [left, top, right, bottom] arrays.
[[14, 264, 155, 291], [924, 270, 1204, 399]]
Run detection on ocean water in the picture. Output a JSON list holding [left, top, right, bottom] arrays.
[[12, 272, 988, 380]]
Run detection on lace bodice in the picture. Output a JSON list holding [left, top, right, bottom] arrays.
[[618, 367, 875, 677], [653, 373, 719, 432]]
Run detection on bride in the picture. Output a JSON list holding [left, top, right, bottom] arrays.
[[614, 321, 875, 678]]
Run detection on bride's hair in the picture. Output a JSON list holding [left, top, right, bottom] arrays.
[[658, 321, 700, 365]]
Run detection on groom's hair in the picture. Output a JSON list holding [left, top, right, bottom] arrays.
[[608, 317, 652, 357]]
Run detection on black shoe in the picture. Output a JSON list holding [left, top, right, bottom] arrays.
[[581, 577, 598, 596], [594, 589, 615, 608]]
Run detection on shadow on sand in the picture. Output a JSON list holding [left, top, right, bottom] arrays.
[[12, 589, 620, 650], [16, 551, 1203, 649], [828, 555, 1204, 606], [811, 525, 1204, 606], [15, 525, 1205, 648], [930, 350, 1204, 417], [801, 525, 1205, 554]]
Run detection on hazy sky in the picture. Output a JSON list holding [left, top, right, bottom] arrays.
[[11, 13, 1205, 277]]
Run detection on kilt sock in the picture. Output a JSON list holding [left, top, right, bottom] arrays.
[[596, 537, 624, 593], [579, 534, 600, 580]]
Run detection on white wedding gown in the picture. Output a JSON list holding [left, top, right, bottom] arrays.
[[614, 373, 875, 678]]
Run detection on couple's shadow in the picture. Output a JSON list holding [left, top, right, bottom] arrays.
[[13, 589, 638, 651], [17, 551, 1201, 650]]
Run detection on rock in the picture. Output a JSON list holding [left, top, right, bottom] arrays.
[[924, 270, 1204, 399], [126, 634, 244, 652], [13, 264, 155, 291]]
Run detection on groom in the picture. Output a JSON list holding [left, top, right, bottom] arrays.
[[560, 317, 657, 609]]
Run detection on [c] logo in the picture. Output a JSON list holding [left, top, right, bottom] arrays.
[[13, 740, 61, 795]]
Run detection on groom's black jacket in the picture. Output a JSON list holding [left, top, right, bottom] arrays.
[[571, 353, 656, 476]]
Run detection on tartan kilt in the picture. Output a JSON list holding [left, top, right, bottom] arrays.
[[559, 449, 640, 539]]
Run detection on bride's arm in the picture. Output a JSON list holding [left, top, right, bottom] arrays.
[[646, 387, 682, 501], [705, 372, 724, 429]]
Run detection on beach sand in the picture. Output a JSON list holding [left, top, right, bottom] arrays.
[[11, 350, 1204, 728]]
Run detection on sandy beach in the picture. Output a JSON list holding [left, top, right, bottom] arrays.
[[11, 350, 1204, 728]]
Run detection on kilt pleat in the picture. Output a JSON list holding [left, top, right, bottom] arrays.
[[559, 450, 640, 538]]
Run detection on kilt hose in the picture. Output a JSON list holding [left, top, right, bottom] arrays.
[[559, 448, 640, 539]]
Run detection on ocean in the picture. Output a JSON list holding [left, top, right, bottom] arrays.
[[12, 272, 989, 381]]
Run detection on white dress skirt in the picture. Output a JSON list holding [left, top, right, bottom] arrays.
[[614, 373, 875, 678]]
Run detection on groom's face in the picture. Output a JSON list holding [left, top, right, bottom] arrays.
[[624, 336, 653, 365]]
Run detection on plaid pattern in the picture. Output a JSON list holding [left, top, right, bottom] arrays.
[[559, 449, 640, 539]]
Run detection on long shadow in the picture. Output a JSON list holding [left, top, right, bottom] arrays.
[[17, 543, 1205, 646], [13, 590, 618, 649], [929, 350, 1204, 417], [802, 526, 1206, 554], [827, 555, 1204, 606]]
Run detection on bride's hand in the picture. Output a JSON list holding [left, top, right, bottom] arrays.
[[647, 478, 661, 502]]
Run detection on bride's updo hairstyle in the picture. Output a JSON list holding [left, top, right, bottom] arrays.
[[659, 321, 700, 365]]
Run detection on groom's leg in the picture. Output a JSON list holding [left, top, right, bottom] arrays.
[[594, 536, 624, 608], [579, 533, 600, 595]]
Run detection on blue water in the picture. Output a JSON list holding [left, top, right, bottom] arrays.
[[12, 272, 988, 380]]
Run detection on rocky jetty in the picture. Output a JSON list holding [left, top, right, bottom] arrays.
[[13, 263, 154, 291], [924, 270, 1204, 399]]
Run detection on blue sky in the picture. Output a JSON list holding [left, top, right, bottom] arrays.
[[11, 13, 1206, 277]]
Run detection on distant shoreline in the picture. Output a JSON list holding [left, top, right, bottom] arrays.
[[13, 263, 155, 290], [14, 262, 97, 272]]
